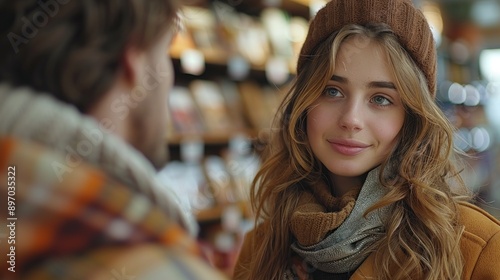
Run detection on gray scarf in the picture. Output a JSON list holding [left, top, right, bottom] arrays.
[[291, 167, 391, 274]]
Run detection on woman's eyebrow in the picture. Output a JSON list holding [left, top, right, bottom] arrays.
[[368, 81, 396, 89], [330, 75, 396, 90], [330, 75, 347, 83]]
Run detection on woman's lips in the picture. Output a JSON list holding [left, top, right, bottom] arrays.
[[327, 139, 370, 156]]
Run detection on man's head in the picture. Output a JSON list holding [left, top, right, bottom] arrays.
[[0, 0, 180, 168]]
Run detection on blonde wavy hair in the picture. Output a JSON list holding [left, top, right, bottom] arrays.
[[248, 23, 470, 280]]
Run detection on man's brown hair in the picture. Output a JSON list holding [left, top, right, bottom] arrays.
[[0, 0, 179, 112]]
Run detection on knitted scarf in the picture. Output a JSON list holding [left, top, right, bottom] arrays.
[[0, 83, 197, 235], [290, 167, 391, 275]]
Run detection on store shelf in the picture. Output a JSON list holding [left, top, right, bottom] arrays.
[[165, 2, 301, 276], [170, 56, 269, 83], [195, 200, 252, 223], [183, 0, 310, 19], [166, 130, 257, 146]]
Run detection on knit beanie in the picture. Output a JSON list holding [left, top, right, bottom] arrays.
[[297, 0, 437, 96]]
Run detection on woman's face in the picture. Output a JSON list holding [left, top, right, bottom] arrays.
[[307, 37, 405, 185]]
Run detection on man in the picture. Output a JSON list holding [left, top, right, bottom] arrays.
[[0, 0, 226, 279]]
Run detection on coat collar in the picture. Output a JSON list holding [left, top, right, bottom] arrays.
[[350, 252, 376, 279]]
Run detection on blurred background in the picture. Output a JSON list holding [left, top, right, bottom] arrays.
[[159, 0, 500, 276]]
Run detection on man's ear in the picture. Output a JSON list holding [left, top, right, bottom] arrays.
[[120, 46, 145, 87]]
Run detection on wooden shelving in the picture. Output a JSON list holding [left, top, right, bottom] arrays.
[[195, 200, 252, 223], [167, 0, 297, 228], [181, 0, 309, 19]]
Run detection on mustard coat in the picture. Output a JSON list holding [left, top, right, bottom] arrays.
[[234, 202, 500, 279]]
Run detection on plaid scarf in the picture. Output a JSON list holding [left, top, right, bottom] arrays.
[[0, 84, 221, 279], [0, 84, 196, 234]]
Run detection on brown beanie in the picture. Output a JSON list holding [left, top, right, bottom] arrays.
[[297, 0, 437, 96]]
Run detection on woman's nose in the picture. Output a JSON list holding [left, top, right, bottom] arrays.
[[338, 100, 363, 131]]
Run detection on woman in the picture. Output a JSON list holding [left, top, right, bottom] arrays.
[[234, 0, 500, 279]]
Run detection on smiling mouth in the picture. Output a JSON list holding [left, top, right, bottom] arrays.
[[327, 140, 369, 156]]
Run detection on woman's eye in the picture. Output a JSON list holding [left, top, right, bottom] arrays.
[[323, 87, 342, 97], [372, 95, 392, 106]]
